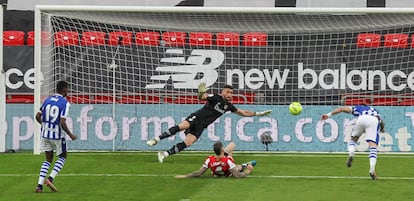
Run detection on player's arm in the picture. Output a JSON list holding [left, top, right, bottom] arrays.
[[198, 82, 209, 100], [35, 112, 42, 124], [235, 108, 272, 117], [60, 118, 77, 140], [321, 106, 352, 120], [175, 166, 208, 179], [380, 119, 385, 133]]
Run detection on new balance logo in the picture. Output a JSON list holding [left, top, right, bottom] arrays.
[[145, 49, 224, 89]]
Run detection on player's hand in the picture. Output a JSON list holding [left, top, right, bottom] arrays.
[[321, 114, 329, 120], [198, 82, 209, 93], [380, 120, 385, 133], [255, 110, 272, 116], [175, 175, 189, 179], [69, 134, 78, 140]]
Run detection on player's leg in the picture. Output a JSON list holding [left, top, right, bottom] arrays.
[[224, 142, 235, 156], [239, 160, 257, 173], [364, 117, 380, 180], [35, 138, 53, 193], [347, 119, 364, 167], [367, 141, 378, 180], [45, 138, 68, 192], [147, 120, 190, 146], [347, 136, 359, 167], [157, 120, 203, 162], [158, 131, 200, 163]]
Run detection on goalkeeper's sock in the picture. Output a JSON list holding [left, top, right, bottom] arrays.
[[167, 142, 187, 155], [159, 126, 180, 140]]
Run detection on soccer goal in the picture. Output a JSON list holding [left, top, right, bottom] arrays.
[[34, 6, 414, 153]]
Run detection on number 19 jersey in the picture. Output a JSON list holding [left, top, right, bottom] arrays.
[[39, 94, 70, 139]]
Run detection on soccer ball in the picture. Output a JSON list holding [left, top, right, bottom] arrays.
[[289, 102, 302, 115]]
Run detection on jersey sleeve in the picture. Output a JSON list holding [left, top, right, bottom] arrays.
[[39, 104, 45, 113], [60, 101, 70, 118], [206, 94, 218, 102], [350, 106, 357, 115], [39, 99, 48, 113], [203, 156, 211, 168], [226, 157, 236, 170], [227, 103, 237, 113]]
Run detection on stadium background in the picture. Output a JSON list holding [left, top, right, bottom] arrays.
[[3, 0, 414, 152]]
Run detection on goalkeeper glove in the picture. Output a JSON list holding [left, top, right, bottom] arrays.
[[198, 82, 209, 100], [255, 110, 272, 116]]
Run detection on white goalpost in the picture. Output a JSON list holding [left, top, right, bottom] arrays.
[[0, 3, 5, 153], [34, 6, 414, 153]]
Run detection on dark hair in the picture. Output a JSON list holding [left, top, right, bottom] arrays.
[[213, 141, 224, 155], [222, 85, 234, 90], [56, 81, 69, 93]]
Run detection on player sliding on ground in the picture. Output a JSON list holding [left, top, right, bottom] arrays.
[[147, 82, 272, 163], [321, 104, 384, 180], [175, 141, 256, 178]]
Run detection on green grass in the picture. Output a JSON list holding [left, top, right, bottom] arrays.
[[1, 152, 413, 201]]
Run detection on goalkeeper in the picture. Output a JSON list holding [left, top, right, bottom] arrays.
[[147, 83, 272, 163]]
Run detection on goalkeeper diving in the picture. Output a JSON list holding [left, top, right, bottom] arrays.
[[147, 83, 272, 163]]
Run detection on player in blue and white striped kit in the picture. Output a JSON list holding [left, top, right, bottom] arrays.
[[35, 81, 77, 193], [321, 104, 384, 180]]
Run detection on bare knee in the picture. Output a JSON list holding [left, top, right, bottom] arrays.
[[178, 121, 190, 130], [351, 136, 359, 142], [184, 134, 197, 147]]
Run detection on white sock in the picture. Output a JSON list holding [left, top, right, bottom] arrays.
[[38, 161, 51, 185], [50, 157, 66, 179], [369, 147, 377, 173], [348, 140, 356, 157]]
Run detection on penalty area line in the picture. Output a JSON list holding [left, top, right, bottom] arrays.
[[1, 173, 414, 180]]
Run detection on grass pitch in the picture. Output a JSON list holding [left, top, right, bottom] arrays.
[[0, 152, 413, 201]]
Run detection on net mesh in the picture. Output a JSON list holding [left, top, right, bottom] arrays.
[[37, 8, 414, 151]]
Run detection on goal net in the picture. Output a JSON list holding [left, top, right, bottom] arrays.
[[34, 6, 414, 153]]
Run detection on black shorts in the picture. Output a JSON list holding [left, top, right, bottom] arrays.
[[184, 114, 207, 139]]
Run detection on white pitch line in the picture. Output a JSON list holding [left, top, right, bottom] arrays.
[[1, 173, 414, 180], [6, 152, 414, 158]]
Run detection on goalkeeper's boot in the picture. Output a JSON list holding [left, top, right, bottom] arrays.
[[369, 171, 378, 180], [158, 151, 168, 163], [35, 185, 43, 193], [147, 137, 160, 146], [346, 156, 354, 168], [45, 177, 58, 192]]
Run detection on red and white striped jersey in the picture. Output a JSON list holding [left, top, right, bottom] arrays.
[[203, 155, 236, 177]]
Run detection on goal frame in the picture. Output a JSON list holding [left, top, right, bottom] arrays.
[[34, 5, 414, 154], [0, 3, 5, 153]]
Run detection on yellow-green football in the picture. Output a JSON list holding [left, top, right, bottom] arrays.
[[289, 102, 302, 115]]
